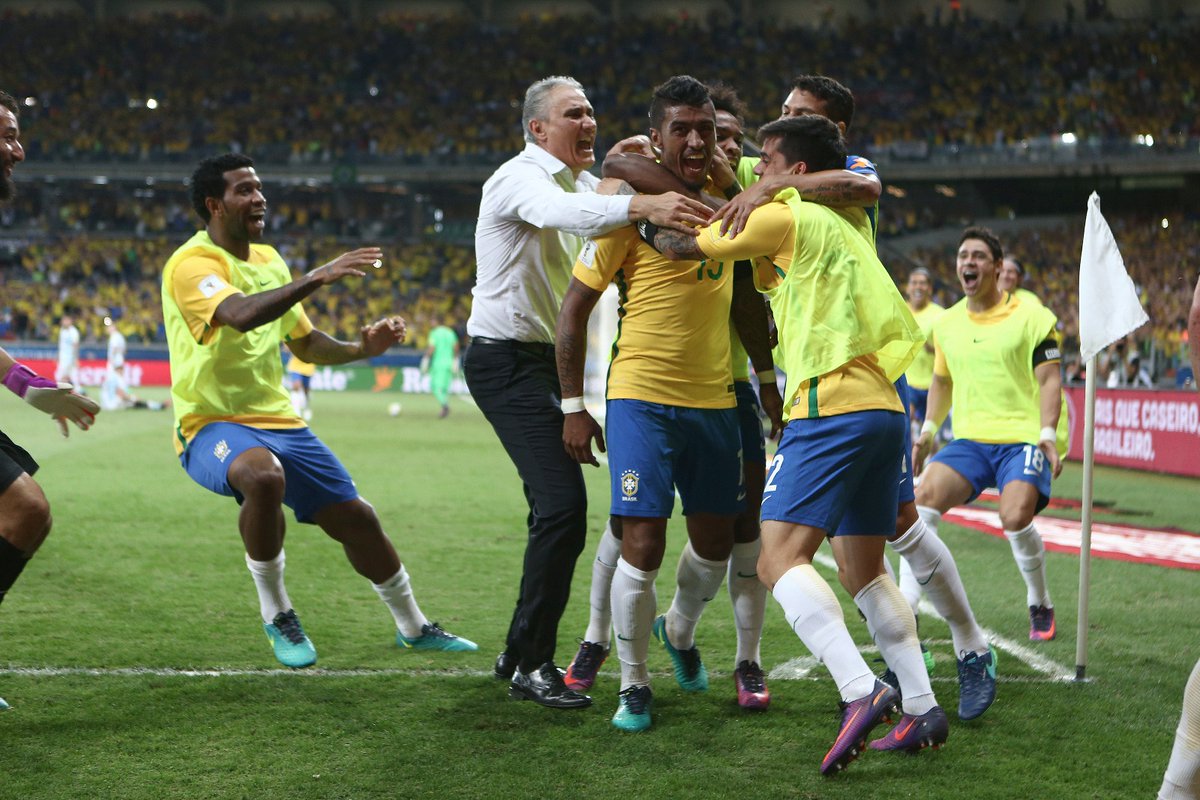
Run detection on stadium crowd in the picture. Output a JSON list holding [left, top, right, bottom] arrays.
[[1, 13, 1197, 164], [3, 208, 1195, 372]]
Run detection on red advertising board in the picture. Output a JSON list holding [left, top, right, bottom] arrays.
[[23, 359, 173, 388], [1065, 386, 1200, 478]]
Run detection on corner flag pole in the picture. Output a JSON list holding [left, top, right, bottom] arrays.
[[1075, 359, 1098, 681], [1074, 191, 1148, 683]]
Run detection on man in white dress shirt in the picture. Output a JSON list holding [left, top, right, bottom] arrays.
[[466, 75, 711, 709]]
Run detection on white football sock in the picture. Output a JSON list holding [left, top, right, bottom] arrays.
[[665, 541, 726, 650], [728, 539, 767, 666], [290, 388, 307, 414], [372, 564, 429, 638], [897, 556, 923, 618], [772, 564, 875, 702], [245, 551, 292, 624], [612, 558, 657, 690], [856, 574, 937, 715], [1005, 522, 1052, 608], [1160, 658, 1200, 800], [890, 517, 989, 657], [583, 522, 621, 646], [916, 505, 942, 536]]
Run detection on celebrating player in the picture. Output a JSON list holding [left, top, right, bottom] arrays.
[[912, 226, 1063, 642], [642, 114, 947, 772], [162, 153, 476, 668], [556, 76, 766, 731]]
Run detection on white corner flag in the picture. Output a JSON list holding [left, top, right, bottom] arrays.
[[1078, 192, 1148, 360], [1074, 191, 1148, 682]]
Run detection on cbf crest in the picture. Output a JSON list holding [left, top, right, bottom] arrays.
[[620, 469, 640, 502]]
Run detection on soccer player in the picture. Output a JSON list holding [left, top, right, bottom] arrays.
[[903, 268, 945, 436], [557, 76, 773, 731], [284, 348, 315, 421], [0, 89, 100, 710], [999, 256, 1039, 305], [421, 319, 459, 419], [563, 81, 783, 712], [912, 226, 1063, 642], [713, 75, 883, 239], [1157, 281, 1200, 799], [643, 114, 947, 772], [163, 152, 476, 668], [724, 75, 998, 720], [466, 75, 710, 710], [55, 313, 81, 388], [99, 317, 166, 412]]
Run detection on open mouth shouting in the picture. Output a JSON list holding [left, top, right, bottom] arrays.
[[959, 266, 981, 294]]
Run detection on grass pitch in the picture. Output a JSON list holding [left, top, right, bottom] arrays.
[[0, 390, 1195, 799]]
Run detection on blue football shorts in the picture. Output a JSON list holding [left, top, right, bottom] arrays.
[[928, 438, 1052, 512], [606, 398, 743, 518], [181, 422, 358, 524], [760, 409, 905, 537]]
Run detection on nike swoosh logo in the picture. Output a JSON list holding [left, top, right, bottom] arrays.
[[616, 634, 633, 642], [973, 338, 985, 343], [736, 571, 758, 579], [916, 559, 941, 586], [893, 718, 917, 739]]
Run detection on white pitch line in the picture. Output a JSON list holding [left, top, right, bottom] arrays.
[[810, 552, 1076, 682]]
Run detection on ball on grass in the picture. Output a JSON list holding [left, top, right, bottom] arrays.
[[388, 401, 402, 417]]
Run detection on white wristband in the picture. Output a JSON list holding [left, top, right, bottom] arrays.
[[755, 368, 777, 384], [920, 420, 939, 437], [561, 396, 586, 414], [1039, 426, 1056, 444]]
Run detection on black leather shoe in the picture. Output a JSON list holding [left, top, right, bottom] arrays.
[[509, 662, 592, 709], [494, 651, 517, 681]]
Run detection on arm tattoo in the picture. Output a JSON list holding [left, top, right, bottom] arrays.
[[652, 228, 704, 260], [799, 183, 857, 203], [613, 180, 636, 197]]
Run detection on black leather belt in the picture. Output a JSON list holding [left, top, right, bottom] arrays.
[[471, 336, 555, 355]]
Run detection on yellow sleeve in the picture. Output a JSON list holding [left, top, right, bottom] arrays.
[[696, 202, 793, 263], [933, 340, 949, 377], [572, 228, 633, 292], [171, 254, 241, 342], [283, 305, 314, 341]]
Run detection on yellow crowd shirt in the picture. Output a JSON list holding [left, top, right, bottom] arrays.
[[696, 193, 921, 419], [162, 231, 312, 455], [572, 226, 735, 409], [905, 302, 945, 390], [932, 294, 1059, 444]]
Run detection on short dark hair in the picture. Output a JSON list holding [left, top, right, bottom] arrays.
[[191, 153, 255, 222], [960, 226, 1004, 262], [706, 81, 746, 126], [790, 75, 855, 128], [0, 91, 18, 117], [1004, 256, 1025, 275], [648, 75, 711, 129], [756, 115, 846, 173], [909, 267, 933, 281]]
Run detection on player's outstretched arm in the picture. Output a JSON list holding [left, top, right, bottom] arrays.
[[713, 170, 880, 239], [555, 279, 605, 467], [1035, 360, 1064, 478], [214, 247, 383, 333], [289, 316, 405, 366], [1, 347, 99, 437]]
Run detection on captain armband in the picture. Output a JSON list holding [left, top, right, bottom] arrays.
[[1031, 338, 1061, 368], [636, 220, 660, 248]]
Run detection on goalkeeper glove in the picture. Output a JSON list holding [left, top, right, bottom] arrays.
[[3, 363, 100, 437]]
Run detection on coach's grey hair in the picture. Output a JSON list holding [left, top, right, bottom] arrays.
[[522, 76, 584, 143]]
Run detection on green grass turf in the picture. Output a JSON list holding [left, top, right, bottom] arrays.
[[1, 390, 1196, 799]]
